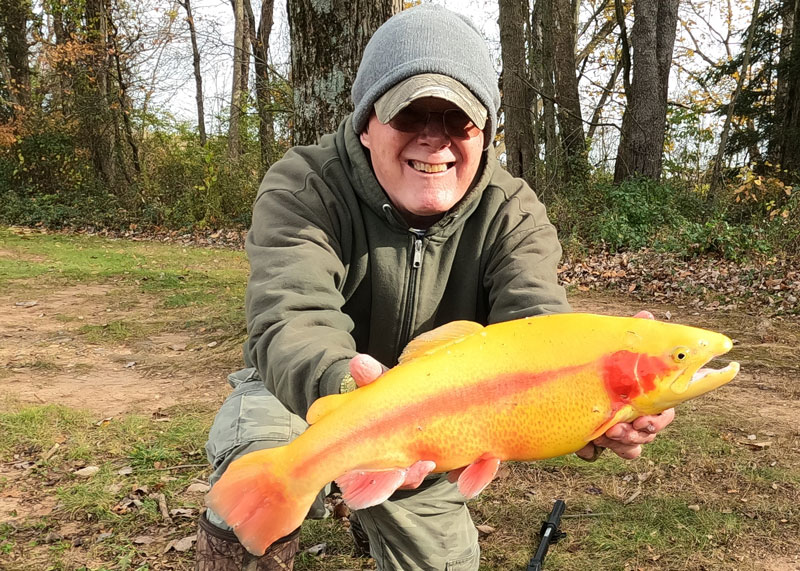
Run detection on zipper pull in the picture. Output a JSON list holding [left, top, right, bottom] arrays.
[[412, 237, 423, 269]]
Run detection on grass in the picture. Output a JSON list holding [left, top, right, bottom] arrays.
[[0, 402, 214, 570], [0, 227, 248, 340], [2, 226, 799, 569]]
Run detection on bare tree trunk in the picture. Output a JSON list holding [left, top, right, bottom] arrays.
[[228, 0, 245, 159], [82, 0, 116, 185], [288, 0, 401, 146], [587, 54, 621, 142], [108, 16, 139, 179], [769, 0, 794, 163], [245, 0, 275, 170], [0, 0, 31, 112], [551, 0, 588, 185], [179, 0, 207, 145], [538, 0, 561, 191], [778, 0, 800, 175], [499, 0, 536, 181], [710, 0, 760, 190], [528, 1, 545, 190], [613, 0, 680, 183]]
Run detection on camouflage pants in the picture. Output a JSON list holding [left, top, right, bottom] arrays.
[[204, 368, 480, 571]]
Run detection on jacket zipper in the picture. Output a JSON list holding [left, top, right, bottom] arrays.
[[398, 230, 425, 352]]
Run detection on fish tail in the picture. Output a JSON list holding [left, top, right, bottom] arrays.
[[205, 446, 317, 556]]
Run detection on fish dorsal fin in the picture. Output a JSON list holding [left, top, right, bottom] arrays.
[[306, 392, 354, 425], [399, 321, 484, 364]]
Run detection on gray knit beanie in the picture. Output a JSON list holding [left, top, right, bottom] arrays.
[[351, 4, 500, 149]]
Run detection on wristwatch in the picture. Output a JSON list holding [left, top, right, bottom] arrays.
[[339, 372, 357, 393]]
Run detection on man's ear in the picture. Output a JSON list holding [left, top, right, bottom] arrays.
[[360, 128, 371, 149]]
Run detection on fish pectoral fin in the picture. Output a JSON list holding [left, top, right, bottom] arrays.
[[306, 392, 355, 425], [586, 404, 636, 441], [455, 455, 501, 499], [336, 468, 408, 510], [398, 321, 484, 364]]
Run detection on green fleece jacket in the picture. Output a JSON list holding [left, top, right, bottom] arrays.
[[243, 116, 571, 418]]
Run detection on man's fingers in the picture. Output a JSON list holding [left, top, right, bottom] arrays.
[[633, 310, 655, 320], [608, 443, 642, 460], [349, 354, 388, 387], [575, 443, 597, 461], [632, 408, 675, 433]]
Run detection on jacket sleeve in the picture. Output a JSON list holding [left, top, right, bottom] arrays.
[[482, 174, 572, 323], [244, 168, 355, 418]]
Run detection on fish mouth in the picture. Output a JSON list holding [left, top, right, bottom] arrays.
[[674, 360, 740, 399]]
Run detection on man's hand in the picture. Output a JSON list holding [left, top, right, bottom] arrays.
[[575, 409, 675, 460], [349, 353, 387, 387], [576, 309, 676, 461]]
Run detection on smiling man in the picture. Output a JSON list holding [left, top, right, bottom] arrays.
[[196, 5, 673, 571]]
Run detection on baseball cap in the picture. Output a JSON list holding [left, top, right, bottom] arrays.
[[374, 74, 487, 130]]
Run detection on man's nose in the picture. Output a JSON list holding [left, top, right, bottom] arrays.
[[418, 113, 449, 143]]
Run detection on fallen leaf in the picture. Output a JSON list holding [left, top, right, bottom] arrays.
[[306, 543, 326, 556], [164, 535, 196, 553], [133, 535, 159, 545], [476, 525, 496, 536], [74, 466, 100, 478], [186, 482, 210, 493], [117, 466, 133, 476]]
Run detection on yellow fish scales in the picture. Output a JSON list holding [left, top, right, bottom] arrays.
[[206, 313, 740, 555]]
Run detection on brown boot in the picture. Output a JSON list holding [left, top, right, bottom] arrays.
[[195, 512, 300, 570]]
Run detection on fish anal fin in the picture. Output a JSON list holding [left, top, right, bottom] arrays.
[[336, 468, 407, 510], [456, 455, 501, 499], [306, 392, 354, 425], [399, 321, 484, 364], [401, 460, 437, 490], [586, 404, 636, 441], [447, 467, 466, 484]]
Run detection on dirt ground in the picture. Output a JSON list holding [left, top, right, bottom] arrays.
[[1, 283, 799, 570], [1, 283, 234, 416], [2, 284, 797, 419]]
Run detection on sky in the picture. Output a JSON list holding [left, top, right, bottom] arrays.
[[148, 0, 750, 167]]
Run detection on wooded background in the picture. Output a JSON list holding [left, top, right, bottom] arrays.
[[0, 0, 798, 260]]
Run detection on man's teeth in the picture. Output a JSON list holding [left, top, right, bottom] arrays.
[[411, 160, 449, 173]]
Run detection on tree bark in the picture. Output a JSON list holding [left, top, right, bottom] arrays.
[[82, 0, 116, 185], [287, 0, 401, 146], [179, 0, 207, 146], [551, 0, 588, 185], [613, 0, 680, 183], [499, 0, 536, 181], [774, 0, 800, 176], [245, 0, 275, 170], [228, 0, 245, 159], [0, 0, 31, 112], [536, 0, 561, 190]]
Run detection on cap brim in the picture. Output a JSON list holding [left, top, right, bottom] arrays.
[[374, 74, 487, 129]]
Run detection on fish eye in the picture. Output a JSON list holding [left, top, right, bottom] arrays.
[[672, 347, 690, 362]]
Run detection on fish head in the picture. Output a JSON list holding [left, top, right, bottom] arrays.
[[602, 319, 740, 415]]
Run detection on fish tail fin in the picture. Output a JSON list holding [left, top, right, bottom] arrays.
[[205, 446, 317, 556]]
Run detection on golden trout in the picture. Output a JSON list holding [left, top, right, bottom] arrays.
[[206, 313, 740, 555]]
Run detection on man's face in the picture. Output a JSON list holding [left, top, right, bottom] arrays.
[[360, 97, 485, 228]]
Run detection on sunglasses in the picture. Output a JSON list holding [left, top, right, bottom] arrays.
[[388, 107, 482, 140]]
